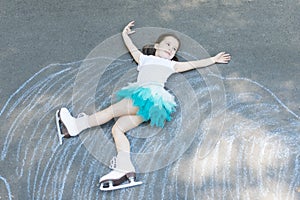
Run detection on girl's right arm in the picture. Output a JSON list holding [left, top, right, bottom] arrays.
[[122, 21, 142, 64]]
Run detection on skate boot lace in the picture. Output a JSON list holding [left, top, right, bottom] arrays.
[[77, 113, 87, 118], [109, 156, 117, 170]]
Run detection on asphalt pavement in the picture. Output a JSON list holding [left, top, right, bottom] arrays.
[[0, 0, 299, 199]]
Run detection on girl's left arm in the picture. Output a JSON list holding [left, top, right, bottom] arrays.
[[174, 52, 231, 73]]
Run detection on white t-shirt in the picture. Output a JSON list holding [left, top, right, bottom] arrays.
[[137, 54, 177, 86]]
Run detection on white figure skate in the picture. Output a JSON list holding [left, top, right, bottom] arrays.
[[99, 170, 142, 191], [55, 108, 87, 145], [99, 151, 142, 191]]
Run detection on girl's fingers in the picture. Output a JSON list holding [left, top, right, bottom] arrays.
[[214, 52, 230, 64], [124, 21, 135, 34], [128, 21, 135, 27], [124, 21, 135, 30]]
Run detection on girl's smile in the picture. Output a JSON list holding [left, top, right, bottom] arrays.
[[154, 36, 180, 60]]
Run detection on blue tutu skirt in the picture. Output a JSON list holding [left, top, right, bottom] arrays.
[[116, 83, 177, 127]]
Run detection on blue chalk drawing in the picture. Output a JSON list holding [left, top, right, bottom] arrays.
[[0, 176, 12, 200]]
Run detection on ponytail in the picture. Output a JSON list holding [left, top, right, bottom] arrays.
[[141, 44, 179, 61], [142, 44, 156, 56]]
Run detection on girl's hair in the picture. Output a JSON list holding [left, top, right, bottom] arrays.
[[142, 33, 180, 61]]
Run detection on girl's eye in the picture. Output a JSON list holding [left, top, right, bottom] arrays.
[[166, 43, 170, 46], [173, 48, 177, 51]]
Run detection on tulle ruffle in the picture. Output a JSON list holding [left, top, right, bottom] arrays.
[[116, 83, 177, 127]]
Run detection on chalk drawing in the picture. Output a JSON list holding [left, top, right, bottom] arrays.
[[0, 35, 299, 199], [0, 176, 12, 200], [0, 57, 299, 199]]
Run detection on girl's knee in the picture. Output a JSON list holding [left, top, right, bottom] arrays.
[[112, 122, 125, 136], [112, 116, 141, 134]]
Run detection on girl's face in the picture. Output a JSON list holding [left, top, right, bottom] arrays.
[[154, 36, 179, 60]]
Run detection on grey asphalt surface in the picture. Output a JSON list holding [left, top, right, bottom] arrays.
[[0, 0, 299, 199]]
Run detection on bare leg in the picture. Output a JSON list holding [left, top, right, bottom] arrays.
[[99, 115, 144, 190], [88, 99, 139, 127], [57, 99, 139, 138], [111, 115, 144, 153]]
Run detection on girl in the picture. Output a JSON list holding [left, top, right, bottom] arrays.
[[55, 21, 231, 190]]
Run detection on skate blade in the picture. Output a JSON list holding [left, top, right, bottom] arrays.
[[99, 180, 143, 191], [55, 110, 64, 145]]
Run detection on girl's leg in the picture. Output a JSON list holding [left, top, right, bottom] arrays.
[[58, 99, 139, 137], [111, 115, 143, 153], [87, 99, 139, 128], [99, 115, 143, 190]]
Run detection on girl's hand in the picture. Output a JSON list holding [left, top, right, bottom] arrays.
[[123, 21, 136, 35], [213, 52, 231, 64]]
